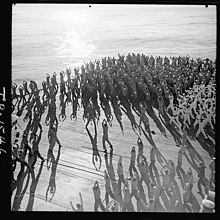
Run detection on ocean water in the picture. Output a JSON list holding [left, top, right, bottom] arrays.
[[12, 4, 216, 85]]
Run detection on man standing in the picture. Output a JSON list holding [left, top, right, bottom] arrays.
[[92, 181, 106, 212], [129, 146, 138, 177], [122, 182, 135, 212], [104, 170, 116, 207], [194, 116, 208, 139], [31, 130, 45, 169], [117, 156, 125, 195], [197, 162, 208, 195], [158, 95, 165, 117], [102, 119, 113, 154], [48, 124, 62, 152]]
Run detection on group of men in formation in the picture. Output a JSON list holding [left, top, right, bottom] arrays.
[[11, 53, 215, 212]]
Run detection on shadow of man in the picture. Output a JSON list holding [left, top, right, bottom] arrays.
[[149, 146, 162, 188], [160, 111, 182, 145], [99, 94, 113, 127], [86, 125, 102, 171], [139, 123, 156, 148], [104, 149, 124, 207], [145, 104, 167, 138], [26, 160, 44, 211], [11, 164, 30, 211], [46, 146, 61, 202], [110, 95, 124, 135], [119, 96, 138, 134], [195, 135, 215, 158]]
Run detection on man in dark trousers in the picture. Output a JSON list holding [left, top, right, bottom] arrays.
[[197, 162, 208, 195], [31, 130, 45, 169]]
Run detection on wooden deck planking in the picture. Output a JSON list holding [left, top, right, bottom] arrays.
[[11, 99, 214, 211]]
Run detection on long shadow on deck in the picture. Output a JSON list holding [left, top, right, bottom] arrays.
[[26, 161, 44, 211], [139, 126, 156, 147], [119, 97, 138, 134], [110, 95, 124, 135], [160, 111, 182, 145], [145, 104, 167, 138], [45, 146, 61, 202], [86, 125, 102, 171], [11, 164, 30, 211], [104, 149, 124, 207]]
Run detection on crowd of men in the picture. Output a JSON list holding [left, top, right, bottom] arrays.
[[11, 54, 215, 212]]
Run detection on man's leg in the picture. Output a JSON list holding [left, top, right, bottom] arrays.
[[132, 163, 138, 174], [118, 176, 122, 194], [37, 151, 45, 162], [106, 139, 113, 149], [109, 188, 116, 200], [165, 186, 172, 198], [197, 178, 202, 193], [31, 153, 37, 168], [129, 163, 133, 177], [152, 163, 161, 187], [94, 199, 98, 212], [134, 189, 140, 201], [105, 190, 109, 207], [122, 204, 126, 212], [102, 136, 107, 152], [196, 127, 200, 138], [128, 200, 135, 212], [202, 128, 208, 139], [201, 178, 208, 192], [23, 161, 32, 173], [98, 198, 106, 212]]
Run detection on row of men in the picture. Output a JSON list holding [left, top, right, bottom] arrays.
[[167, 80, 215, 139], [11, 54, 216, 122]]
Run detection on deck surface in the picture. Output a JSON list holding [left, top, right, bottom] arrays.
[[11, 99, 215, 212]]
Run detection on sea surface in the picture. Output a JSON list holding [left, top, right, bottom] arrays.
[[12, 4, 216, 85]]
